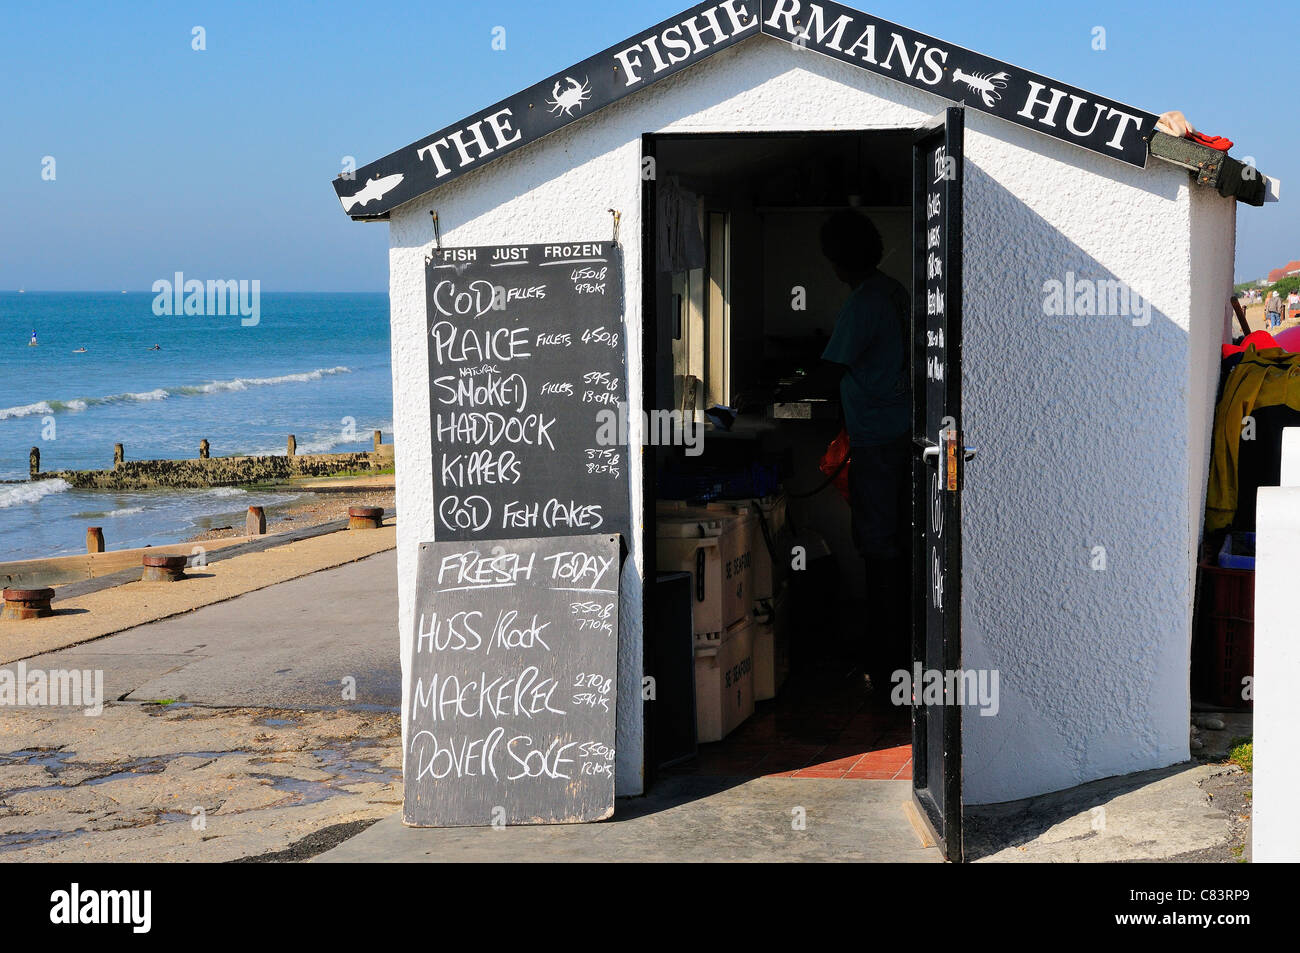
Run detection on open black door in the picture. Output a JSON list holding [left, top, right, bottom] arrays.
[[910, 106, 966, 862]]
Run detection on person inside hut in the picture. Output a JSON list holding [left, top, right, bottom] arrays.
[[813, 210, 912, 688]]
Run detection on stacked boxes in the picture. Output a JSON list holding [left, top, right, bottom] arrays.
[[751, 583, 791, 701], [692, 620, 755, 743], [656, 501, 753, 640], [747, 493, 789, 604], [657, 502, 756, 741], [728, 493, 791, 701]]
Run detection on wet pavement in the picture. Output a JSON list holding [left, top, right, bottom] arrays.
[[0, 551, 402, 862]]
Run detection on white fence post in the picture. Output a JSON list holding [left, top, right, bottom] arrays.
[[1252, 427, 1300, 861]]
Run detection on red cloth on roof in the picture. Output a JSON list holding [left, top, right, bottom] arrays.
[[1189, 131, 1233, 151], [1222, 330, 1279, 358]]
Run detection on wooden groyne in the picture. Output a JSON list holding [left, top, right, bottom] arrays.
[[27, 430, 394, 491]]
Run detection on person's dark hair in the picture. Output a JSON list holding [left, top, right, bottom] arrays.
[[820, 210, 883, 273]]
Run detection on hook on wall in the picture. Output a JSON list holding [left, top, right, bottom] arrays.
[[430, 210, 442, 251], [608, 208, 621, 246]]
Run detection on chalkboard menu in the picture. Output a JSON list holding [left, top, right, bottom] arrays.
[[405, 533, 620, 827], [426, 242, 630, 543]]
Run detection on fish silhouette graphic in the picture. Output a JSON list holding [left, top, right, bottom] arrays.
[[340, 173, 405, 212]]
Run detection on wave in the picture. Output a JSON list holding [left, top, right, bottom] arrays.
[[0, 478, 71, 509], [297, 422, 392, 454], [206, 487, 246, 498], [0, 401, 54, 420], [0, 368, 350, 420], [104, 506, 145, 517], [171, 367, 351, 396]]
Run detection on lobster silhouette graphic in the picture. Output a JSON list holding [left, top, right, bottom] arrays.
[[951, 69, 1010, 108]]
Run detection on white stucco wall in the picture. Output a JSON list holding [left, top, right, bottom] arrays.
[[382, 33, 1222, 803], [958, 127, 1231, 803]]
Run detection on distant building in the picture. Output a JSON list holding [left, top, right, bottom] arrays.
[[1267, 260, 1300, 283]]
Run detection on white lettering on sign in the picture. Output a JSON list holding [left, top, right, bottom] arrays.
[[430, 322, 532, 365], [613, 1, 759, 87], [1015, 81, 1144, 152], [762, 2, 1151, 163], [407, 536, 620, 825], [416, 108, 523, 179], [427, 244, 627, 551]]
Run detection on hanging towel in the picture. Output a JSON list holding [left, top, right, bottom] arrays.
[[656, 176, 707, 274]]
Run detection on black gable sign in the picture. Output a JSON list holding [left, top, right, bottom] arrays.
[[334, 0, 1157, 219], [334, 0, 761, 219], [762, 0, 1155, 167]]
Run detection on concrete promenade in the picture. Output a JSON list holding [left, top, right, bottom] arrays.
[[0, 524, 1247, 863], [0, 540, 402, 862]]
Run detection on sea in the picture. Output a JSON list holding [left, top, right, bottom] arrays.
[[0, 292, 392, 562]]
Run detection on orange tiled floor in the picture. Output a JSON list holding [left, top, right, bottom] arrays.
[[666, 661, 914, 780]]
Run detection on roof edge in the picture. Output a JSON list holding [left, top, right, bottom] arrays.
[[1149, 131, 1272, 206], [333, 0, 1170, 220]]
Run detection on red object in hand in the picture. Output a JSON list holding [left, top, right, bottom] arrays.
[[820, 428, 852, 502]]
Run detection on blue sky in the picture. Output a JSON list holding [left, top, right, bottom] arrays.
[[1, 0, 1294, 290]]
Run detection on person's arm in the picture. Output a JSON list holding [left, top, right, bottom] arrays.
[[816, 291, 875, 399], [796, 359, 848, 399]]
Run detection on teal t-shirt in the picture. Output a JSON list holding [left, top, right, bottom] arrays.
[[821, 271, 911, 447]]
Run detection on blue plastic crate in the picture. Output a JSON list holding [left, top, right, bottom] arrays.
[[1217, 532, 1256, 570]]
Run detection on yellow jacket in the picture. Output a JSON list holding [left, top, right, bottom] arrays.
[[1206, 346, 1300, 532]]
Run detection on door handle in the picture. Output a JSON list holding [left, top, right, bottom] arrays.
[[921, 445, 978, 463]]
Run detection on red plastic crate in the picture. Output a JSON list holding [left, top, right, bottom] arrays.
[[1193, 562, 1254, 709], [1201, 562, 1254, 621]]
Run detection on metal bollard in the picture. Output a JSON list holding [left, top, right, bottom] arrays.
[[2, 587, 54, 620], [141, 554, 188, 583], [348, 506, 384, 530], [2, 588, 55, 620]]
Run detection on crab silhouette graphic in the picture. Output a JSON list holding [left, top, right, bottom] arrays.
[[546, 76, 592, 117]]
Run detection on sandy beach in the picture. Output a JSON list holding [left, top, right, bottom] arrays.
[[187, 487, 395, 543]]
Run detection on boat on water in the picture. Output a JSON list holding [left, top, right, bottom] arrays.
[[72, 347, 88, 354]]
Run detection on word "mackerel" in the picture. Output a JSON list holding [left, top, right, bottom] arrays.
[[412, 665, 565, 722]]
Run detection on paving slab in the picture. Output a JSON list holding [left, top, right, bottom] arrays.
[[7, 551, 399, 710], [0, 704, 402, 862], [314, 776, 940, 863], [965, 763, 1242, 862], [0, 525, 396, 664]]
